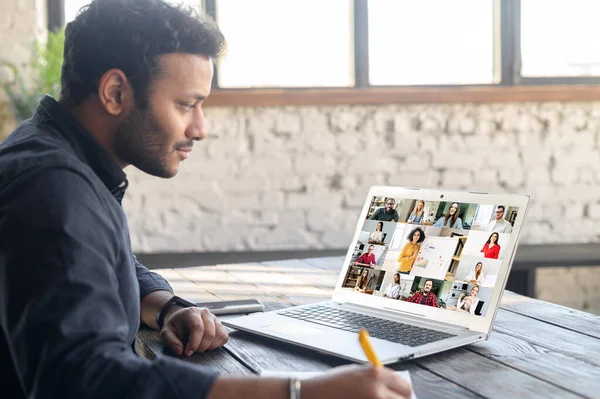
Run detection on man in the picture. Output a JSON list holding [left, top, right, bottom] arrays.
[[407, 279, 439, 307], [369, 198, 399, 222], [383, 272, 402, 299], [486, 205, 513, 234], [0, 1, 411, 398], [356, 244, 377, 266]]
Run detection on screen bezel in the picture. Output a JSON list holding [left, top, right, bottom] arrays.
[[331, 185, 530, 334]]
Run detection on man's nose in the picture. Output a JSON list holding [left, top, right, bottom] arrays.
[[186, 108, 207, 141]]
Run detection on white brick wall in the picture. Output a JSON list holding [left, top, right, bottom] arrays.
[[118, 102, 600, 253]]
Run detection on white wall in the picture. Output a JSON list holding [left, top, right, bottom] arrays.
[[120, 101, 600, 253]]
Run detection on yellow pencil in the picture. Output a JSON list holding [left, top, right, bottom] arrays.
[[359, 329, 383, 367]]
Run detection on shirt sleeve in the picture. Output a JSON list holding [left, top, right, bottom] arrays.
[[0, 169, 218, 399], [369, 209, 380, 220], [134, 255, 174, 300]]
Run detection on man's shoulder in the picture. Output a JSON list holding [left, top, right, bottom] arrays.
[[0, 121, 91, 198]]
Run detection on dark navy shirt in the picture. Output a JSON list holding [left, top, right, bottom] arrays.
[[0, 96, 218, 398]]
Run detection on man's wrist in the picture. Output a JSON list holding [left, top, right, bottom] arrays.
[[156, 295, 196, 328]]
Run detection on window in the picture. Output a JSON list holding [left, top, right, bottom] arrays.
[[64, 0, 202, 24], [368, 0, 495, 86], [215, 0, 353, 88], [64, 0, 91, 24], [520, 0, 600, 78], [53, 0, 600, 97]]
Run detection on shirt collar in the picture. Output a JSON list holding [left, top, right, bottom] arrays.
[[33, 95, 128, 201]]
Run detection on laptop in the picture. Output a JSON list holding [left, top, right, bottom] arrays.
[[223, 186, 530, 364]]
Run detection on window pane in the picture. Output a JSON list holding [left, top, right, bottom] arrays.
[[64, 1, 203, 24], [368, 0, 495, 85], [216, 0, 353, 88], [521, 0, 600, 77], [64, 0, 91, 24]]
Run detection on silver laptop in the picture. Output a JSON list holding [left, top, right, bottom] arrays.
[[224, 186, 530, 364]]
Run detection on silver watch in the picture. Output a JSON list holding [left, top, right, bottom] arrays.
[[289, 378, 301, 399]]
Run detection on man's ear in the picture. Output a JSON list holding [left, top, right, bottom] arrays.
[[97, 69, 134, 116]]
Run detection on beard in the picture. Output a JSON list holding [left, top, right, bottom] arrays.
[[113, 104, 188, 178]]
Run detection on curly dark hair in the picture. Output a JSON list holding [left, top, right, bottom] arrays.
[[60, 0, 226, 107], [407, 227, 426, 244]]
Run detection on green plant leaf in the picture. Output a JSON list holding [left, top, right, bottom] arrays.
[[1, 28, 65, 123]]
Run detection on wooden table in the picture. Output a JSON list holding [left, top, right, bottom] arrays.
[[136, 257, 600, 399]]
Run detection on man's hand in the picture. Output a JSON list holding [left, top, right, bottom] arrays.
[[206, 365, 412, 399], [302, 365, 412, 399], [160, 307, 229, 356]]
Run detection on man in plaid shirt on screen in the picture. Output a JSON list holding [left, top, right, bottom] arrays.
[[407, 279, 439, 307]]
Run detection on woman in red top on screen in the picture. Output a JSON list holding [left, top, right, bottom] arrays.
[[481, 232, 500, 259], [356, 245, 377, 266]]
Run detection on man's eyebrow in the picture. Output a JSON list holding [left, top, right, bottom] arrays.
[[182, 93, 207, 101]]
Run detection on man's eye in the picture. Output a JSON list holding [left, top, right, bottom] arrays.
[[181, 103, 195, 110]]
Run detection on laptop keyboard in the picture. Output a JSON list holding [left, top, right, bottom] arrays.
[[277, 304, 456, 347]]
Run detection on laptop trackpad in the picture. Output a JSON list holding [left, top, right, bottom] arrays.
[[263, 322, 327, 338]]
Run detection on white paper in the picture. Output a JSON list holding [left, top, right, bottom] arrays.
[[261, 369, 416, 399]]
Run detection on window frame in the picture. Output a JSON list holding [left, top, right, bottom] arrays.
[[50, 0, 600, 105]]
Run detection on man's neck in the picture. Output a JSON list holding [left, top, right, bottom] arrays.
[[63, 99, 127, 170]]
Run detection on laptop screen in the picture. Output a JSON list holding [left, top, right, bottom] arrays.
[[338, 196, 520, 318]]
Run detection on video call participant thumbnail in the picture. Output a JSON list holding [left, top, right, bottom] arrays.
[[369, 198, 399, 222], [407, 200, 425, 224], [383, 272, 401, 299], [354, 269, 372, 293], [397, 227, 425, 274], [368, 222, 385, 244], [407, 279, 438, 307], [486, 205, 513, 234], [465, 262, 485, 285], [481, 232, 500, 259], [433, 202, 463, 229], [456, 286, 480, 315], [356, 245, 377, 266]]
